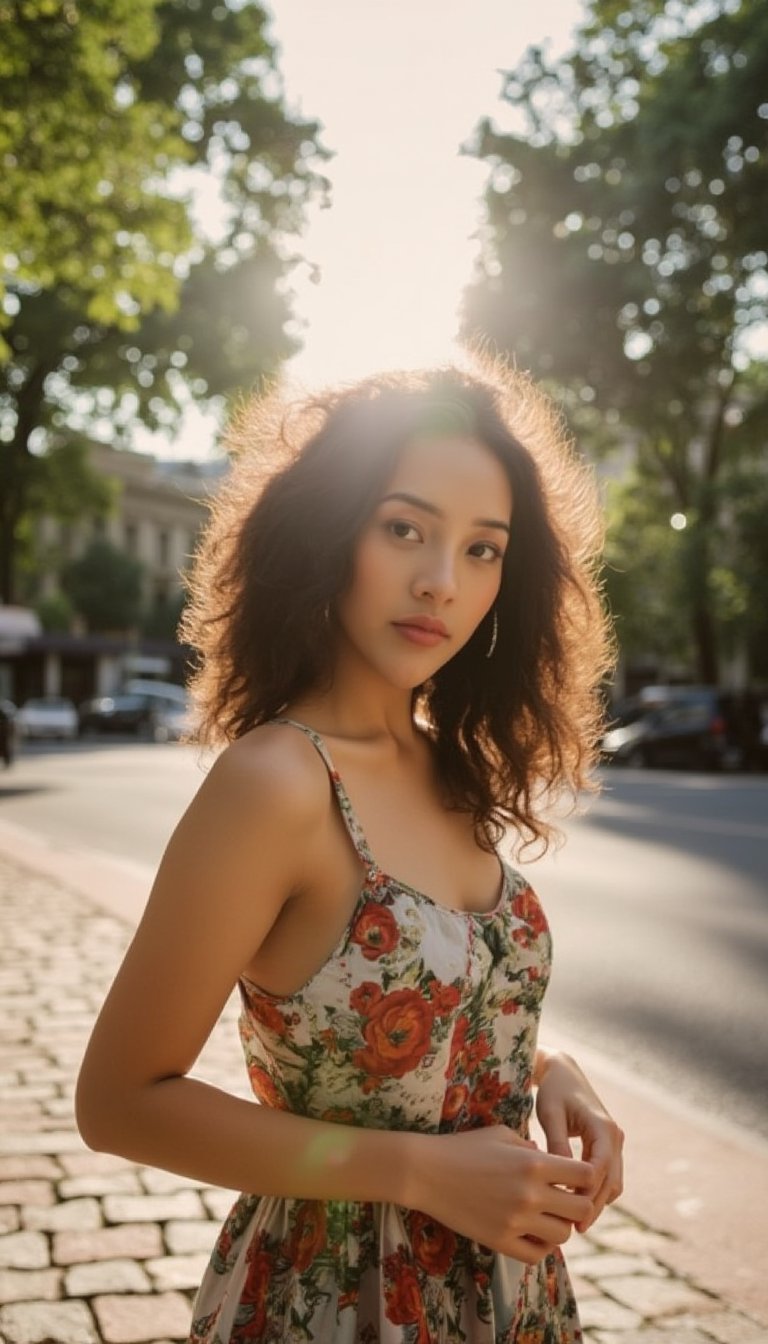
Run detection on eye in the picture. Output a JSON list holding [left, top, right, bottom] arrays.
[[468, 541, 504, 562], [385, 518, 422, 542]]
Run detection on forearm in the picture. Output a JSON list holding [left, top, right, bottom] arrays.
[[76, 1074, 422, 1206]]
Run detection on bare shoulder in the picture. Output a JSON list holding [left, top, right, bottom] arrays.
[[198, 720, 332, 840]]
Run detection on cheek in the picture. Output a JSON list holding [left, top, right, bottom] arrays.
[[346, 532, 396, 601]]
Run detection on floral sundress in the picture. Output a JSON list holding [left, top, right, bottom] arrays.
[[188, 721, 581, 1343]]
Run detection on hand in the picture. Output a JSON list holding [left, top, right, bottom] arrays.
[[535, 1050, 624, 1232], [410, 1124, 597, 1264]]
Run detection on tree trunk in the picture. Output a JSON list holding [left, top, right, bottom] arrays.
[[692, 602, 719, 684]]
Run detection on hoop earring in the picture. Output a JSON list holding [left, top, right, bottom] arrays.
[[485, 609, 498, 659]]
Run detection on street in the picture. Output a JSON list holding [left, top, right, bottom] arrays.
[[2, 741, 767, 1140]]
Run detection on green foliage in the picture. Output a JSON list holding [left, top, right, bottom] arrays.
[[0, 0, 329, 602], [464, 0, 768, 681], [35, 590, 75, 633], [64, 537, 144, 632], [0, 0, 184, 346], [140, 589, 186, 641]]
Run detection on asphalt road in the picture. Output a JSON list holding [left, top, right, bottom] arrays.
[[2, 739, 767, 1139]]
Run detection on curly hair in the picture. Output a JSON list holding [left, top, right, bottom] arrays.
[[181, 355, 615, 854]]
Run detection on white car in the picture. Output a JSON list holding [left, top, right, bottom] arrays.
[[17, 696, 79, 741]]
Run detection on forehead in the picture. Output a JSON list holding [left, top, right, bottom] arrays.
[[381, 434, 513, 517]]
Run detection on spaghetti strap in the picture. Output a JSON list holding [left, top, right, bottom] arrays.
[[272, 718, 378, 874]]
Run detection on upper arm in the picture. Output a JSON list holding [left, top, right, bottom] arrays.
[[78, 726, 329, 1100]]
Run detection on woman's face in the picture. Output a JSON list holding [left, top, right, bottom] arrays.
[[335, 434, 513, 688]]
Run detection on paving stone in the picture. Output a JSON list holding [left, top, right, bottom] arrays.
[[65, 1260, 152, 1297], [0, 1233, 49, 1270], [23, 1196, 102, 1232], [594, 1225, 678, 1259], [0, 1104, 46, 1123], [693, 1311, 768, 1343], [0, 1267, 62, 1304], [0, 1180, 55, 1207], [60, 1171, 143, 1199], [53, 1224, 164, 1265], [0, 1208, 20, 1234], [139, 1168, 206, 1195], [0, 1156, 61, 1181], [199, 1187, 238, 1220], [164, 1220, 220, 1255], [591, 1331, 714, 1344], [92, 1291, 192, 1343], [578, 1296, 644, 1331], [0, 1298, 98, 1344], [60, 1152, 136, 1177], [0, 1129, 86, 1155], [569, 1252, 668, 1280], [603, 1275, 718, 1319], [145, 1254, 209, 1292], [103, 1190, 206, 1224]]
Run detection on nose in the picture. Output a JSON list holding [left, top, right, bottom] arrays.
[[411, 547, 458, 604]]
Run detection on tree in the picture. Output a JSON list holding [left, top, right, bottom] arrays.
[[0, 0, 328, 602], [463, 0, 768, 682], [65, 539, 144, 632]]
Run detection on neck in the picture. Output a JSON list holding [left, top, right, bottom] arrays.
[[288, 649, 421, 750]]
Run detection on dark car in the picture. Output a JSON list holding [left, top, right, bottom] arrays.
[[0, 699, 18, 767], [78, 694, 159, 739], [602, 685, 765, 771]]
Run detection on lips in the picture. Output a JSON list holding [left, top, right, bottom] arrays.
[[392, 616, 449, 647], [394, 616, 449, 637]]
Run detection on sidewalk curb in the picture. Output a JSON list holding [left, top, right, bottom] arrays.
[[1, 815, 766, 1333]]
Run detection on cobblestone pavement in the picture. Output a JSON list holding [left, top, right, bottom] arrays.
[[0, 853, 765, 1344]]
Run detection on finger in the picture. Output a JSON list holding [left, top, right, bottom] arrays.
[[576, 1157, 624, 1232], [542, 1154, 597, 1192], [547, 1187, 594, 1226], [506, 1236, 557, 1265], [536, 1099, 573, 1158], [528, 1210, 582, 1246]]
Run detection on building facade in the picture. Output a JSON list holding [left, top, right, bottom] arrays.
[[1, 442, 225, 707]]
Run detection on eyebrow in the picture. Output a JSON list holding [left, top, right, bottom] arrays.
[[380, 491, 511, 535]]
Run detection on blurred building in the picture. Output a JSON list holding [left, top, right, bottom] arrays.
[[1, 443, 226, 706]]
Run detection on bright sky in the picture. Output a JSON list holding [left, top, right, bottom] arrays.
[[143, 0, 585, 458]]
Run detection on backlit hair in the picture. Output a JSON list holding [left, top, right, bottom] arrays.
[[181, 355, 615, 854]]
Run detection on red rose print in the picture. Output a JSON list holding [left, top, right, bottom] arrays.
[[349, 981, 382, 1014], [383, 1249, 429, 1343], [428, 980, 462, 1017], [321, 1106, 356, 1125], [247, 1063, 286, 1109], [511, 886, 549, 946], [240, 1233, 275, 1336], [250, 996, 288, 1036], [353, 988, 435, 1079], [467, 1070, 511, 1120], [351, 903, 399, 960], [409, 1212, 457, 1276], [465, 1033, 492, 1072], [448, 1015, 470, 1067], [287, 1200, 327, 1272], [440, 1083, 468, 1122]]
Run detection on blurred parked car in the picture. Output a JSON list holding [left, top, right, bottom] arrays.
[[78, 684, 193, 743], [121, 680, 194, 742], [0, 699, 18, 766], [78, 694, 159, 739], [17, 696, 78, 741], [602, 685, 765, 771]]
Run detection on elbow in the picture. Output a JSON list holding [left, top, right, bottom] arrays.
[[74, 1065, 126, 1155]]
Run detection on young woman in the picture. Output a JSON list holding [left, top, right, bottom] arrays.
[[77, 359, 623, 1343]]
